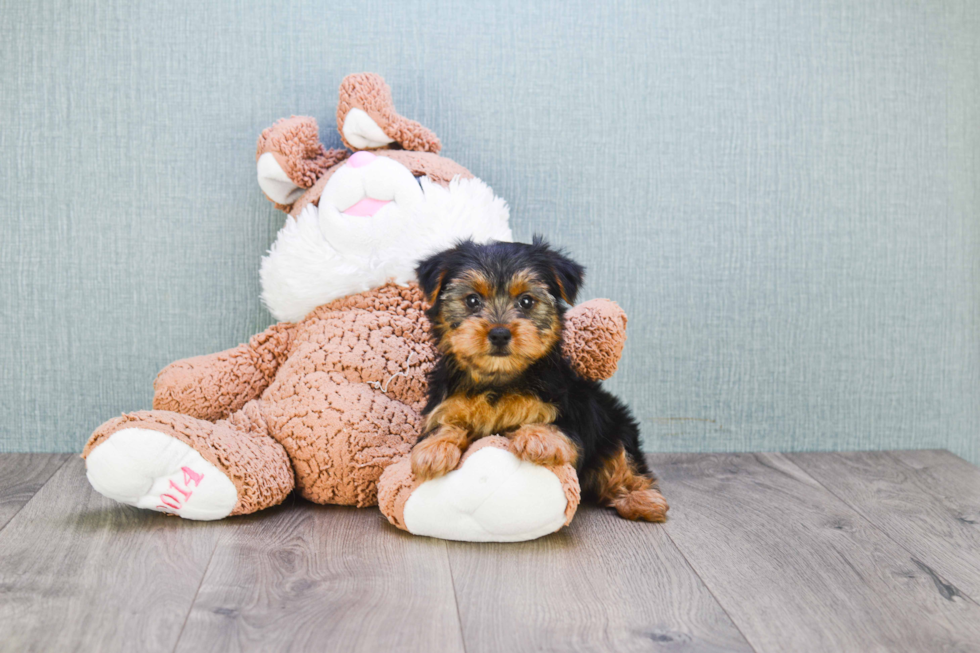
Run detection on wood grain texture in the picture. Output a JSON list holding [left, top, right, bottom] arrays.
[[0, 457, 230, 653], [654, 452, 980, 653], [789, 449, 980, 602], [174, 500, 465, 653], [0, 453, 68, 530], [447, 504, 753, 653], [5, 452, 980, 651]]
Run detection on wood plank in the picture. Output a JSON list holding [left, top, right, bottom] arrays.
[[447, 504, 755, 653], [654, 452, 980, 653], [0, 457, 229, 652], [174, 500, 465, 653], [789, 449, 980, 601], [0, 453, 69, 531]]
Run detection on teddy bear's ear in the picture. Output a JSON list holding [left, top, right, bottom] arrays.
[[337, 73, 442, 154], [531, 235, 586, 305]]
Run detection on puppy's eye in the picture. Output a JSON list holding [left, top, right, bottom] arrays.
[[518, 295, 535, 310], [465, 294, 482, 309]]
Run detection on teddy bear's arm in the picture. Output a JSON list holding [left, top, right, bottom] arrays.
[[152, 322, 295, 422], [562, 299, 628, 381]]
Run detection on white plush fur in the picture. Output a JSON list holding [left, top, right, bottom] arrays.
[[261, 176, 513, 322]]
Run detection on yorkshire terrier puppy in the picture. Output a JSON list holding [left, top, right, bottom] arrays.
[[411, 237, 668, 522]]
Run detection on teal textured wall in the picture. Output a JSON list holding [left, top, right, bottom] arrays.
[[2, 0, 978, 462]]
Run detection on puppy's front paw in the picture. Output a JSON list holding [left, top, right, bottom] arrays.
[[511, 425, 578, 467], [411, 437, 463, 481]]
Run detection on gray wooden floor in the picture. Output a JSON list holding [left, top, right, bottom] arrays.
[[0, 451, 978, 652]]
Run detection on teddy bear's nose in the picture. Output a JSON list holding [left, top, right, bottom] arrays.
[[348, 151, 376, 168]]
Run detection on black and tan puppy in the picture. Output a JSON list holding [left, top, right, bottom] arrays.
[[411, 237, 668, 522]]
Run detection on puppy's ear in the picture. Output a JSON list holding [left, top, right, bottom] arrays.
[[532, 235, 585, 305], [415, 253, 449, 305]]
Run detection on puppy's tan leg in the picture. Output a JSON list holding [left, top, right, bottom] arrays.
[[510, 424, 579, 467], [591, 448, 668, 522], [411, 425, 468, 481]]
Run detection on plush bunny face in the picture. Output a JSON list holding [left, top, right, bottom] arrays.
[[322, 151, 422, 218], [255, 76, 513, 323]]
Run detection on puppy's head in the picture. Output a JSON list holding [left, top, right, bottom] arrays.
[[416, 237, 585, 383]]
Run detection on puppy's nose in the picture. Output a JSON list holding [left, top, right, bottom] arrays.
[[348, 151, 376, 168], [488, 327, 512, 347]]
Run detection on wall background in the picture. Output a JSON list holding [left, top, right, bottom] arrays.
[[2, 0, 978, 462]]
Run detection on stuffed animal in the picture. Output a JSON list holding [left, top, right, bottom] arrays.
[[82, 73, 629, 542]]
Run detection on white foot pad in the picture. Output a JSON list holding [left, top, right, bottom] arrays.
[[403, 447, 568, 542], [86, 428, 238, 520]]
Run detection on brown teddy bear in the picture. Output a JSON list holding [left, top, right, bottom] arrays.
[[82, 73, 629, 542]]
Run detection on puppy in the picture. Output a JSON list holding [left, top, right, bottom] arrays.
[[411, 237, 668, 522]]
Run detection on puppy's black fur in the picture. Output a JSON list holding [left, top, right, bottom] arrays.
[[415, 237, 667, 521]]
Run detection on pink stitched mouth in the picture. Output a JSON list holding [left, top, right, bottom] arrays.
[[342, 197, 392, 217]]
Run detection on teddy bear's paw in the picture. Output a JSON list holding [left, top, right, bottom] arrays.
[[85, 428, 237, 520], [403, 445, 568, 542]]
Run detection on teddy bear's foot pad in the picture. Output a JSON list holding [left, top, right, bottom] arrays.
[[85, 428, 237, 520], [403, 446, 568, 542]]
